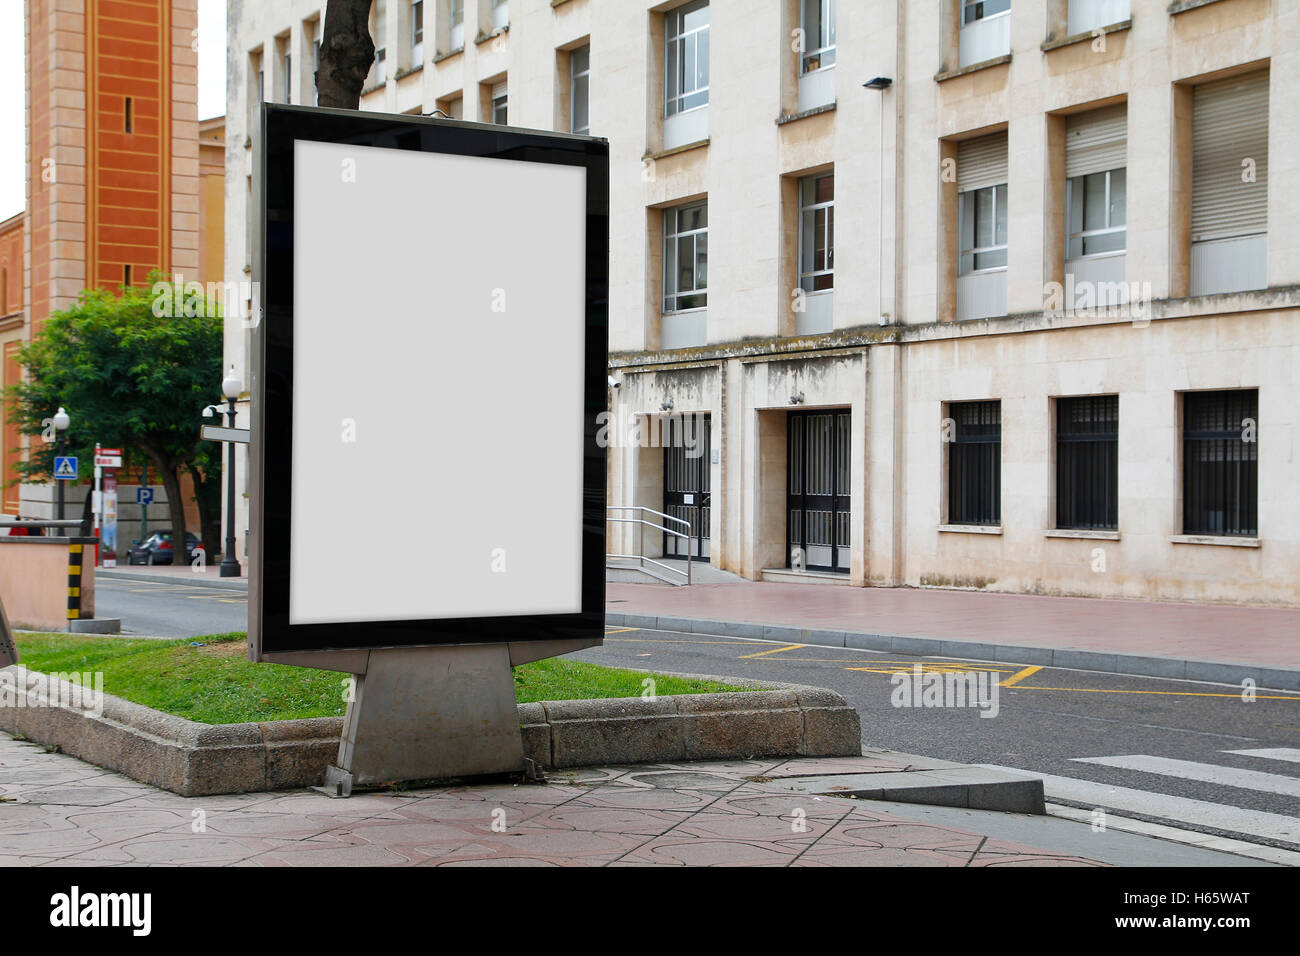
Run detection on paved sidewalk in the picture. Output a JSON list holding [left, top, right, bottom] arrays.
[[0, 733, 1110, 867], [97, 564, 248, 590], [607, 581, 1300, 676]]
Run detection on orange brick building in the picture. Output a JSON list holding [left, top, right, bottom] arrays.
[[3, 0, 223, 520]]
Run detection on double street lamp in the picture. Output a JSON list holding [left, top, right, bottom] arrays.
[[52, 406, 70, 520]]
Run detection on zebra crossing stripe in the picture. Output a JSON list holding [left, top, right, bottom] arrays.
[[1072, 754, 1300, 798], [1225, 748, 1300, 766], [975, 764, 1300, 845]]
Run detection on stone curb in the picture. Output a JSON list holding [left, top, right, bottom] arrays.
[[96, 568, 249, 591], [605, 612, 1300, 691], [0, 666, 860, 796]]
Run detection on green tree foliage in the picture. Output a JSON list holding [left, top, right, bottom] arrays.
[[4, 276, 225, 561]]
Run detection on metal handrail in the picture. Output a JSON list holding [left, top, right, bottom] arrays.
[[606, 505, 693, 585]]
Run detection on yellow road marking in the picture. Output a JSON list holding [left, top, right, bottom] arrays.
[[846, 663, 1018, 676], [739, 643, 805, 659], [603, 627, 639, 634], [605, 638, 762, 645], [999, 665, 1042, 688], [1014, 685, 1300, 701]]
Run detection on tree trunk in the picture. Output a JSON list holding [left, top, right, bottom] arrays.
[[317, 0, 375, 109], [186, 462, 221, 565], [153, 459, 189, 567]]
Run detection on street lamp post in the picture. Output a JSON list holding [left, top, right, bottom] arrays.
[[219, 367, 242, 578], [52, 406, 70, 520]]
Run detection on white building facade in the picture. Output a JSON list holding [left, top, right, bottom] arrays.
[[225, 0, 1300, 607]]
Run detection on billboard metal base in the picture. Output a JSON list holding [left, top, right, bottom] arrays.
[[319, 643, 525, 796]]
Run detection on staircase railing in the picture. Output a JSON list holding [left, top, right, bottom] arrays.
[[606, 505, 692, 586]]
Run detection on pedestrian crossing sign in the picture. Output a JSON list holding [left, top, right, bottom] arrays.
[[54, 456, 77, 479]]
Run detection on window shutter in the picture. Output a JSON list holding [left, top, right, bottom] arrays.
[[1065, 104, 1126, 178], [1192, 71, 1269, 242], [957, 132, 1008, 192]]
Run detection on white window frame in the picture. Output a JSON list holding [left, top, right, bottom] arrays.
[[570, 45, 590, 135], [799, 0, 836, 75], [449, 0, 465, 50], [963, 0, 1010, 25], [798, 173, 834, 292], [958, 183, 1008, 275], [491, 82, 508, 125], [492, 0, 509, 32], [664, 201, 708, 313], [1066, 168, 1126, 259], [411, 0, 424, 65], [665, 0, 709, 118]]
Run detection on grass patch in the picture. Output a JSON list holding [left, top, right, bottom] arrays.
[[12, 632, 752, 724]]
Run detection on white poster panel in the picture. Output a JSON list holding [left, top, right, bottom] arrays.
[[290, 140, 587, 624]]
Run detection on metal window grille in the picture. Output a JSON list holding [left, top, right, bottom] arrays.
[[1056, 395, 1118, 530], [1183, 390, 1258, 536], [948, 400, 1001, 525]]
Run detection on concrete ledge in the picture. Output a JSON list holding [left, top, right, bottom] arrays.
[[604, 612, 1300, 691], [0, 666, 861, 795], [97, 568, 249, 590], [69, 618, 121, 634]]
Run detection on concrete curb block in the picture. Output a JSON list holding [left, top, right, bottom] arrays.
[[605, 612, 1300, 691], [0, 666, 861, 796]]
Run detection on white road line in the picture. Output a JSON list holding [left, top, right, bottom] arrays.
[[1226, 748, 1300, 766], [1071, 754, 1300, 798], [975, 764, 1300, 846]]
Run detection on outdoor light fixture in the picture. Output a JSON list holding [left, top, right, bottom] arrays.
[[219, 366, 242, 579], [608, 375, 621, 389], [789, 392, 805, 405], [863, 76, 893, 90], [52, 407, 70, 521], [660, 399, 674, 411]]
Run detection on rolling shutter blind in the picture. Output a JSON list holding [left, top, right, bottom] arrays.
[[1066, 105, 1126, 178], [1192, 71, 1269, 242], [957, 132, 1008, 192]]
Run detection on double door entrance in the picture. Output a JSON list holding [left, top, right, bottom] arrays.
[[787, 409, 851, 573], [663, 414, 711, 560]]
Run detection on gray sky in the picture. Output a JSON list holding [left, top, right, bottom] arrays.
[[0, 0, 228, 222]]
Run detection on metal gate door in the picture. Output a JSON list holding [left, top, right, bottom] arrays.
[[664, 414, 710, 560], [788, 409, 850, 573]]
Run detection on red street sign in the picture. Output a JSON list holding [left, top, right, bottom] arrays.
[[98, 447, 123, 456]]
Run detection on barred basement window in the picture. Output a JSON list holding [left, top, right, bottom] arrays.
[[1056, 395, 1118, 530], [1183, 390, 1258, 536], [948, 400, 1001, 526]]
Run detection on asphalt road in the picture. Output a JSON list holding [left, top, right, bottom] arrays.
[[91, 581, 1300, 851], [93, 577, 248, 639], [571, 627, 1300, 852]]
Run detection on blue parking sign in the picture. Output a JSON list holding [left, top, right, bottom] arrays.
[[137, 487, 154, 505], [53, 456, 77, 480]]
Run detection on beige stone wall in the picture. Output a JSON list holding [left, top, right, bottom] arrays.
[[225, 0, 1300, 604]]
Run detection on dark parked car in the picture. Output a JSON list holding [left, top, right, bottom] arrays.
[[126, 531, 201, 566]]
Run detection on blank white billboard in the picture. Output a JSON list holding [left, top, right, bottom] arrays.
[[289, 140, 587, 625]]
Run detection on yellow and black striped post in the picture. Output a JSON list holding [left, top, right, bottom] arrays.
[[67, 543, 84, 622]]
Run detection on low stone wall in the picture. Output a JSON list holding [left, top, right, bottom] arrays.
[[0, 666, 861, 796], [0, 537, 96, 630]]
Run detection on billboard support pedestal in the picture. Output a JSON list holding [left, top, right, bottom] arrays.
[[320, 643, 525, 796]]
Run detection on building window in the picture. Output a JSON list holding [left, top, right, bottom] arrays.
[[311, 21, 320, 105], [282, 49, 292, 101], [958, 185, 1007, 273], [799, 0, 835, 73], [412, 0, 424, 64], [1190, 71, 1269, 297], [491, 81, 508, 124], [492, 0, 509, 32], [570, 44, 590, 135], [372, 0, 387, 85], [1067, 0, 1130, 37], [1066, 170, 1124, 257], [124, 264, 132, 287], [664, 201, 708, 312], [124, 96, 132, 133], [947, 400, 1001, 526], [1183, 390, 1258, 536], [450, 0, 465, 50], [798, 172, 834, 292], [665, 0, 709, 117], [1056, 395, 1118, 530], [963, 0, 1010, 24]]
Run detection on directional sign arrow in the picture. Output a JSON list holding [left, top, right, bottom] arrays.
[[201, 424, 251, 444]]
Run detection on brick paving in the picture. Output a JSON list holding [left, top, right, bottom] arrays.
[[0, 734, 1104, 868], [608, 581, 1300, 670]]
